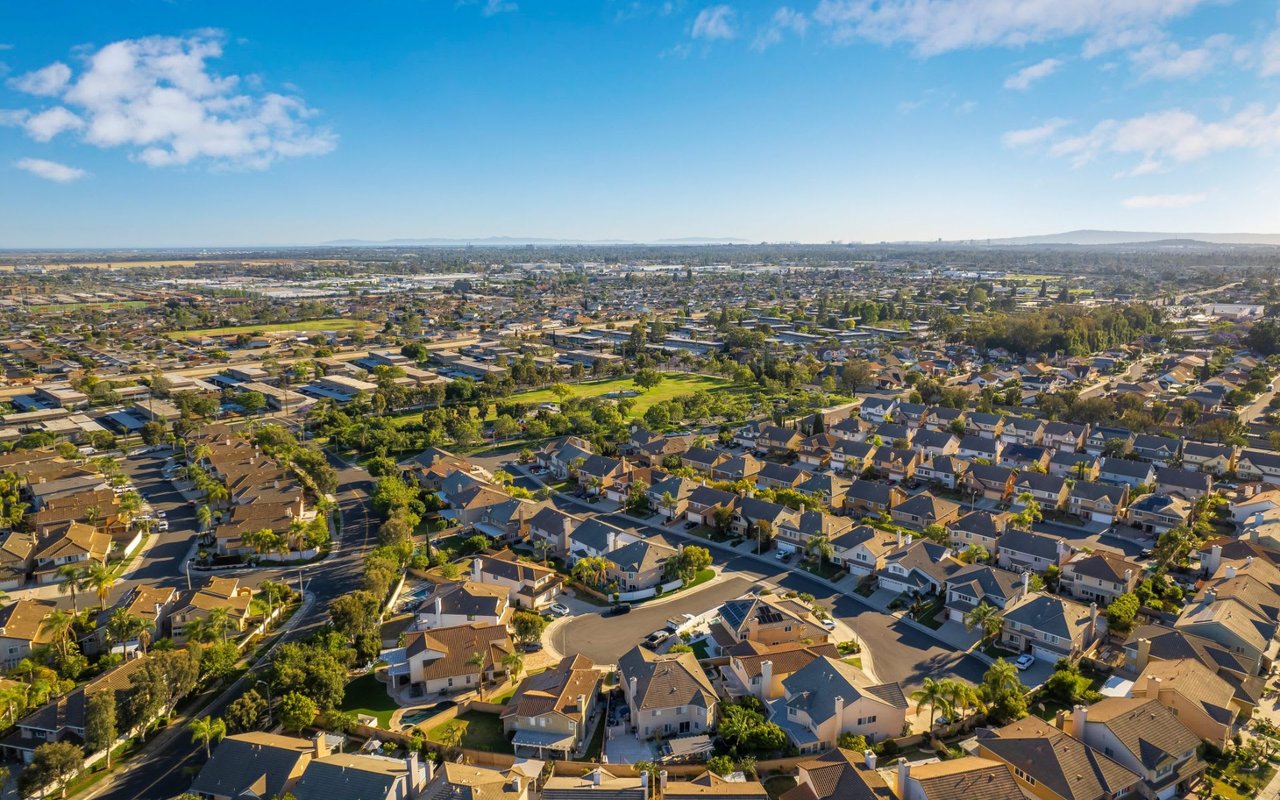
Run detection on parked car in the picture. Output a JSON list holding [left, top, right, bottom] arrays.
[[154, 521, 170, 532], [684, 521, 698, 530], [775, 549, 790, 561], [548, 603, 571, 618], [607, 604, 631, 617], [642, 630, 670, 650], [1014, 654, 1035, 671], [520, 641, 543, 653], [819, 618, 836, 631]]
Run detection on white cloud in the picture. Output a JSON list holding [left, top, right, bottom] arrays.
[[9, 62, 71, 96], [13, 157, 86, 183], [1113, 157, 1163, 178], [5, 32, 335, 171], [692, 5, 737, 41], [810, 0, 1211, 57], [1001, 118, 1069, 148], [1262, 29, 1280, 77], [1003, 57, 1062, 90], [752, 7, 808, 51], [1129, 34, 1231, 80], [1123, 193, 1206, 208], [23, 106, 83, 142], [482, 0, 517, 15]]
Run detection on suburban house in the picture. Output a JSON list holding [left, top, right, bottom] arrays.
[[169, 576, 254, 644], [944, 565, 1025, 625], [31, 521, 110, 584], [618, 647, 717, 739], [780, 747, 893, 800], [711, 454, 763, 483], [605, 535, 680, 592], [713, 594, 829, 650], [1155, 467, 1213, 500], [1131, 434, 1181, 467], [776, 511, 855, 555], [893, 757, 1023, 800], [1012, 473, 1069, 511], [1049, 451, 1101, 481], [966, 412, 1006, 439], [187, 731, 318, 800], [291, 750, 433, 800], [537, 436, 595, 478], [1067, 481, 1129, 525], [957, 435, 1002, 463], [1002, 417, 1045, 446], [1098, 458, 1156, 490], [999, 592, 1100, 664], [0, 599, 54, 668], [914, 455, 970, 490], [843, 480, 904, 517], [890, 493, 962, 532], [527, 505, 584, 557], [576, 454, 630, 494], [684, 485, 738, 527], [720, 640, 840, 702], [996, 529, 1073, 575], [500, 654, 602, 760], [757, 425, 803, 452], [471, 549, 562, 610], [1043, 421, 1089, 453], [877, 538, 963, 597], [977, 715, 1142, 800], [1065, 699, 1205, 800], [1129, 494, 1192, 535], [412, 580, 512, 631], [768, 656, 908, 752], [966, 464, 1017, 503], [681, 446, 728, 474], [1131, 658, 1245, 750], [1060, 550, 1140, 606], [947, 510, 1010, 555], [756, 461, 811, 491], [1084, 427, 1134, 456], [383, 622, 514, 697], [1181, 441, 1237, 476], [830, 525, 900, 578]]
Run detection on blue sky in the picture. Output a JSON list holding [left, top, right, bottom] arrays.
[[1, 1, 1279, 247]]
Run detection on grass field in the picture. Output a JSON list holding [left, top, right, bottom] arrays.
[[393, 373, 737, 428], [168, 317, 376, 339], [30, 300, 151, 312], [427, 711, 512, 753], [341, 672, 400, 729]]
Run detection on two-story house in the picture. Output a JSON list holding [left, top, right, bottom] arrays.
[[618, 647, 717, 739], [768, 657, 908, 752]]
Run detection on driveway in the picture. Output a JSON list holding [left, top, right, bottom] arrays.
[[551, 575, 757, 665]]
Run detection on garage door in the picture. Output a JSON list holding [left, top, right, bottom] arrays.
[[776, 542, 797, 554], [1091, 511, 1114, 524], [688, 513, 704, 525], [1031, 645, 1060, 663]]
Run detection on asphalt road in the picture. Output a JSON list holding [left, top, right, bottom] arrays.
[[556, 510, 989, 693], [89, 455, 373, 800]]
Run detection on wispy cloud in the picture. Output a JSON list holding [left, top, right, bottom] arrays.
[[482, 0, 517, 16], [13, 157, 86, 183], [1001, 117, 1069, 148], [1036, 105, 1280, 169], [1128, 34, 1231, 79], [692, 4, 737, 41], [1003, 57, 1062, 90], [1123, 193, 1206, 208], [3, 32, 335, 171], [752, 7, 808, 52], [810, 0, 1212, 57]]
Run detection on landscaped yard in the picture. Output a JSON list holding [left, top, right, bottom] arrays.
[[341, 671, 399, 729], [168, 317, 377, 339], [1204, 753, 1276, 800], [762, 775, 797, 800], [427, 711, 513, 753]]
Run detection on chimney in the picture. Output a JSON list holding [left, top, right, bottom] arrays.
[[592, 768, 602, 786], [1071, 704, 1088, 740], [1206, 544, 1223, 574], [834, 696, 845, 725], [1124, 568, 1132, 584], [312, 731, 329, 758], [760, 660, 773, 696], [896, 530, 903, 547], [629, 675, 638, 703], [1206, 587, 1217, 603], [1056, 539, 1071, 562], [434, 596, 442, 619], [405, 752, 425, 791], [1021, 571, 1030, 594], [1089, 602, 1098, 626], [471, 558, 481, 581], [904, 533, 913, 547], [640, 771, 649, 797], [864, 749, 877, 770], [897, 760, 911, 796], [1226, 565, 1238, 579], [1054, 709, 1066, 730], [659, 771, 668, 790], [577, 694, 587, 714], [422, 756, 434, 784], [1135, 637, 1152, 672]]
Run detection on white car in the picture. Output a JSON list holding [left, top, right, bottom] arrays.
[[154, 521, 170, 531], [819, 618, 836, 631], [1014, 654, 1036, 671], [548, 603, 571, 618]]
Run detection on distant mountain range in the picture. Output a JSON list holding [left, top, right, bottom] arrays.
[[976, 229, 1280, 246], [320, 236, 751, 246]]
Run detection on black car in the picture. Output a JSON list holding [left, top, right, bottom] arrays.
[[607, 604, 632, 616], [684, 521, 698, 530], [520, 641, 544, 653]]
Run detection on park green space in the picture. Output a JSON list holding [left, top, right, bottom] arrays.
[[391, 373, 738, 427], [30, 300, 152, 312], [167, 317, 376, 339]]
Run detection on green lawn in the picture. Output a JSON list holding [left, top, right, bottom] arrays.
[[341, 672, 399, 729], [683, 568, 715, 591], [392, 373, 739, 428], [168, 317, 377, 339], [427, 711, 512, 753], [31, 300, 152, 312]]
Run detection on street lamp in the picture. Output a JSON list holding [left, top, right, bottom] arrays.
[[256, 679, 274, 729]]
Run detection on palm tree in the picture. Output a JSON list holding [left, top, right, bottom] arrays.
[[1010, 493, 1043, 530], [466, 651, 487, 699], [532, 539, 554, 567], [55, 565, 85, 613], [84, 562, 116, 610], [806, 535, 834, 572], [196, 505, 212, 531], [660, 491, 678, 521], [911, 677, 951, 730], [501, 650, 524, 684], [940, 679, 981, 725], [571, 556, 611, 589], [963, 602, 1005, 644], [754, 519, 773, 555], [43, 609, 76, 662], [206, 607, 233, 644], [189, 716, 227, 759], [106, 609, 147, 654], [0, 684, 26, 726]]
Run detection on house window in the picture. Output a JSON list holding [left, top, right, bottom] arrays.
[[1013, 767, 1037, 786]]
